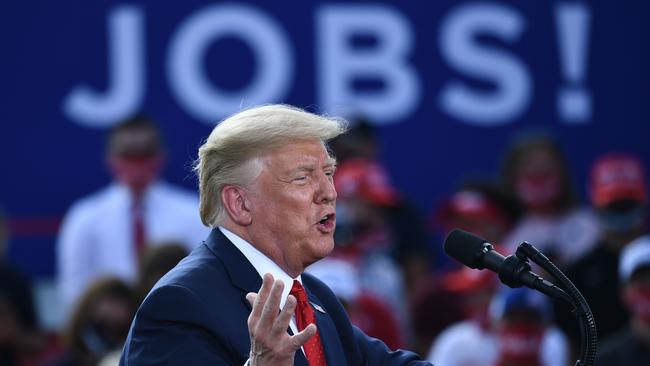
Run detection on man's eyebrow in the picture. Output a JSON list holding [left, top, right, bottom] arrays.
[[294, 165, 315, 172]]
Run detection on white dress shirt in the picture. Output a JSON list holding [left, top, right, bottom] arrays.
[[219, 226, 302, 336], [57, 181, 209, 311]]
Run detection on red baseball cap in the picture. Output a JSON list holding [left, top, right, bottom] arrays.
[[590, 153, 647, 208], [442, 266, 498, 293], [334, 158, 400, 207], [439, 190, 510, 228]]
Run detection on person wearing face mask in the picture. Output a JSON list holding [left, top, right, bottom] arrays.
[[490, 288, 568, 366], [56, 116, 208, 313], [557, 153, 648, 351], [500, 134, 600, 268], [596, 235, 650, 366]]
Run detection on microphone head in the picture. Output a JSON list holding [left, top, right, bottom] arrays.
[[444, 229, 492, 269]]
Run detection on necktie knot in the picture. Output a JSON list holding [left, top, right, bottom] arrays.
[[290, 280, 309, 303]]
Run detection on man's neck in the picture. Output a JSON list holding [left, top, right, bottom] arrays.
[[220, 223, 303, 277]]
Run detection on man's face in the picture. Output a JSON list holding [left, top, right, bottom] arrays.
[[247, 139, 337, 276], [107, 127, 163, 193]]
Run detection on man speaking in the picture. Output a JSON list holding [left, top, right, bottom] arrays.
[[120, 105, 432, 365]]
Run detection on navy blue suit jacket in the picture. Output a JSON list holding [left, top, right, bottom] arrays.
[[120, 229, 432, 365]]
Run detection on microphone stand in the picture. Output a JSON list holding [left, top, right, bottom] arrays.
[[504, 242, 597, 366]]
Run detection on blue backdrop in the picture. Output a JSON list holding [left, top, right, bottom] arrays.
[[2, 0, 649, 278]]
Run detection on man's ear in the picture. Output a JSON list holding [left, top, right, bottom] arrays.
[[221, 185, 252, 225]]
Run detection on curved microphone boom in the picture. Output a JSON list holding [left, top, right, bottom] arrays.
[[443, 229, 572, 305]]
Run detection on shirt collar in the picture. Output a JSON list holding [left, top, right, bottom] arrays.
[[219, 226, 301, 309]]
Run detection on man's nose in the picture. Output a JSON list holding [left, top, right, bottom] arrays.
[[316, 174, 337, 203]]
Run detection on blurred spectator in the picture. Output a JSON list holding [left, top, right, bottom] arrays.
[[411, 181, 520, 355], [435, 181, 522, 248], [0, 208, 49, 366], [47, 278, 135, 366], [596, 235, 650, 365], [307, 258, 406, 350], [427, 286, 568, 366], [501, 134, 600, 267], [333, 158, 415, 328], [0, 268, 41, 366], [490, 288, 568, 366], [330, 118, 433, 290], [135, 242, 188, 305], [559, 153, 648, 344], [424, 267, 499, 366], [57, 116, 208, 312], [328, 117, 378, 163]]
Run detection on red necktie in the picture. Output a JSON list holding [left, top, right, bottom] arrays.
[[290, 280, 327, 366], [132, 199, 146, 260]]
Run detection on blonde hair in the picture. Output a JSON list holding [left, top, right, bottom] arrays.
[[195, 104, 347, 227]]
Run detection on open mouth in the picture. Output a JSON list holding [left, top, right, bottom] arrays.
[[316, 213, 335, 232]]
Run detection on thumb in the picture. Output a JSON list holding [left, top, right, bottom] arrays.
[[291, 323, 317, 349]]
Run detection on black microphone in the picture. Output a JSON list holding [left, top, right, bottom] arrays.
[[443, 229, 506, 271], [444, 229, 571, 304]]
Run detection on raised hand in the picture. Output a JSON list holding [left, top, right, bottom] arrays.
[[246, 273, 317, 366]]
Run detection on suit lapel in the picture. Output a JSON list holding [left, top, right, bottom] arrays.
[[205, 229, 262, 309], [293, 350, 309, 366]]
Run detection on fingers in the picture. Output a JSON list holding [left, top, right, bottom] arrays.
[[290, 323, 317, 349], [272, 294, 296, 334], [258, 279, 285, 329], [246, 293, 257, 307], [248, 273, 274, 323]]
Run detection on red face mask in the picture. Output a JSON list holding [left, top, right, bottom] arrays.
[[108, 155, 162, 194], [495, 322, 544, 366], [624, 287, 650, 325], [515, 173, 561, 211]]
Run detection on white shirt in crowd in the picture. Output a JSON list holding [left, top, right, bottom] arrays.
[[503, 207, 600, 266], [57, 182, 208, 311], [427, 321, 568, 366]]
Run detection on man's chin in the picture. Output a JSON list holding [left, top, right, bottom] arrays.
[[309, 239, 335, 263]]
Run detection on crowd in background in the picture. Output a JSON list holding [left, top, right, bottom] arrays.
[[1, 115, 649, 366]]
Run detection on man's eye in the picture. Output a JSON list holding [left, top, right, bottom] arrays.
[[294, 176, 307, 181]]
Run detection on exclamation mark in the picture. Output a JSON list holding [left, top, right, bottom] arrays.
[[555, 3, 592, 123]]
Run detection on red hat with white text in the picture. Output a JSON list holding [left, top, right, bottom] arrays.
[[590, 153, 647, 208]]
